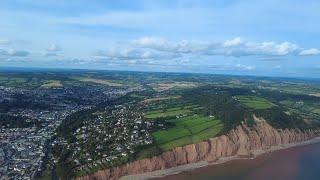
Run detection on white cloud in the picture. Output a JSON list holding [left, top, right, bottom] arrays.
[[43, 52, 59, 57], [47, 44, 62, 52], [0, 39, 11, 45], [223, 37, 244, 47], [134, 37, 206, 53], [89, 37, 320, 66], [7, 49, 29, 56], [299, 48, 320, 56], [274, 42, 299, 55], [132, 37, 312, 58], [235, 64, 255, 71], [41, 44, 63, 57], [92, 37, 319, 64], [245, 41, 300, 56], [0, 49, 29, 57], [94, 47, 180, 61]]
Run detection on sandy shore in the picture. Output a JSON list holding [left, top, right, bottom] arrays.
[[120, 137, 320, 180]]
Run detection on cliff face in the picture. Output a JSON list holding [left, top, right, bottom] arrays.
[[79, 121, 320, 180]]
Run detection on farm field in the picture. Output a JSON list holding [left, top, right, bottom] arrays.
[[0, 76, 27, 86], [145, 109, 192, 119], [77, 77, 124, 87], [310, 93, 320, 97], [153, 115, 223, 151], [235, 95, 275, 110], [0, 74, 78, 88], [142, 96, 181, 103], [41, 80, 63, 88], [148, 82, 198, 92], [139, 96, 223, 155], [312, 109, 320, 115], [144, 96, 202, 119]]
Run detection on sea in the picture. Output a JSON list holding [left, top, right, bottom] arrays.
[[156, 142, 320, 180]]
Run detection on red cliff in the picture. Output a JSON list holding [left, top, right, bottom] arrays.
[[79, 121, 320, 180]]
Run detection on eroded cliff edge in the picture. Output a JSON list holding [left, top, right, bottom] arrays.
[[79, 121, 320, 180]]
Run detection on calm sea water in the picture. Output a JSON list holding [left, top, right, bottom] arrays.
[[156, 143, 320, 180]]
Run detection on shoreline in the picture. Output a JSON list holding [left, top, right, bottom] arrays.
[[120, 136, 320, 180]]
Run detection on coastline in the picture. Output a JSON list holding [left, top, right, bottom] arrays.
[[120, 136, 320, 180]]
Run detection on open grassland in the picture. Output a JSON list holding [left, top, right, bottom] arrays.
[[129, 93, 146, 100], [41, 80, 63, 88], [148, 82, 198, 92], [145, 97, 201, 114], [77, 77, 124, 87], [310, 93, 320, 97], [312, 108, 320, 114], [0, 75, 77, 88], [153, 115, 223, 151], [0, 76, 27, 86], [145, 109, 192, 119], [142, 96, 181, 103], [235, 95, 275, 110], [144, 102, 201, 119], [139, 98, 222, 154]]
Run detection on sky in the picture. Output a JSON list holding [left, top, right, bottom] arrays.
[[0, 0, 319, 78]]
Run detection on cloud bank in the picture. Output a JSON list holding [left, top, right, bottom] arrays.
[[299, 48, 320, 56], [0, 49, 29, 57], [133, 37, 317, 58], [47, 44, 62, 52], [94, 47, 181, 61]]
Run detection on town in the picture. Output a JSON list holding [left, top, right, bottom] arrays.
[[54, 102, 154, 176], [0, 74, 139, 179]]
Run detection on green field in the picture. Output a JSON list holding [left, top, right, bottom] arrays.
[[235, 95, 275, 109], [145, 109, 192, 119], [144, 99, 202, 120], [152, 115, 222, 151], [0, 75, 72, 88], [0, 76, 27, 86], [79, 78, 124, 87], [143, 97, 222, 151], [312, 108, 320, 114], [41, 80, 63, 88], [142, 96, 181, 103]]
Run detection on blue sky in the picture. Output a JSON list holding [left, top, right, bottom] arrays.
[[0, 0, 319, 78]]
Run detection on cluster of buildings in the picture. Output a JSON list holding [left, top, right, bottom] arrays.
[[0, 108, 71, 179], [0, 82, 137, 179], [55, 102, 154, 173], [0, 127, 47, 179]]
